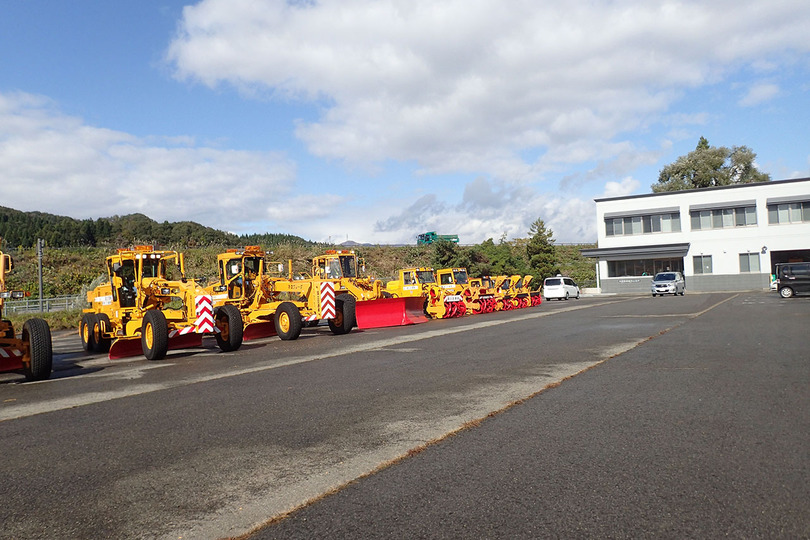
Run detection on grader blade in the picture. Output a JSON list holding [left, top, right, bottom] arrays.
[[355, 297, 428, 329], [242, 321, 277, 341], [168, 333, 203, 351], [108, 333, 203, 360], [0, 347, 24, 371], [108, 337, 144, 360]]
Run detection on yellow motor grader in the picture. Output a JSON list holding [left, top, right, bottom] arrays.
[[208, 246, 351, 340], [81, 245, 233, 360], [0, 250, 52, 381]]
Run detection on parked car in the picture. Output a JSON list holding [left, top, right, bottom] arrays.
[[543, 276, 580, 301], [775, 262, 810, 298], [651, 271, 685, 296]]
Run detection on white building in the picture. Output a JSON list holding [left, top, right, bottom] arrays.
[[581, 177, 810, 294]]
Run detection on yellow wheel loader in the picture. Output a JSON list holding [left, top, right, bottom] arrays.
[[82, 246, 227, 360], [0, 250, 52, 381]]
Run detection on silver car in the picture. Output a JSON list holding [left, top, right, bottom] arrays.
[[651, 272, 685, 296]]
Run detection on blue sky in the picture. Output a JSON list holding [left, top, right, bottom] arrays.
[[1, 0, 808, 244]]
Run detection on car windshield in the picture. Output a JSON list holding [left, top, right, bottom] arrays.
[[654, 273, 676, 281], [416, 270, 436, 283], [545, 278, 562, 286]]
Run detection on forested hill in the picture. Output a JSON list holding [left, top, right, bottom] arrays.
[[0, 206, 315, 248]]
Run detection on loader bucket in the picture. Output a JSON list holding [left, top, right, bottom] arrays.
[[355, 296, 429, 329], [242, 321, 277, 341]]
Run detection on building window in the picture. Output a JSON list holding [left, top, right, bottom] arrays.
[[690, 206, 756, 230], [606, 212, 680, 237], [768, 201, 810, 224], [607, 258, 684, 277], [739, 253, 761, 273], [693, 255, 713, 274]]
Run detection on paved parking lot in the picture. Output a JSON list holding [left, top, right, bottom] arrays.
[[1, 292, 808, 539]]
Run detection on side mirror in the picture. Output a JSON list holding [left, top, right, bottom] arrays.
[[112, 262, 121, 273]]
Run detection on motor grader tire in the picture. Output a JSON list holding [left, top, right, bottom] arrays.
[[80, 313, 97, 352], [275, 302, 303, 341], [214, 305, 243, 352], [328, 293, 355, 335], [94, 313, 112, 353], [141, 310, 169, 361], [22, 318, 52, 381]]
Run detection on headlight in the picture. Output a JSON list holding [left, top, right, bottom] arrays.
[[160, 287, 171, 295]]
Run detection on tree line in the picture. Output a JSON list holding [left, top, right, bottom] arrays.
[[0, 207, 314, 249]]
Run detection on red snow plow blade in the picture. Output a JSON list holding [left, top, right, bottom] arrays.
[[242, 321, 277, 341], [108, 333, 203, 360], [355, 297, 429, 329]]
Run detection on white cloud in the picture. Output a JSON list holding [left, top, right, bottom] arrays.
[[0, 92, 296, 234], [601, 177, 642, 199], [738, 82, 780, 107], [372, 177, 595, 244], [167, 0, 810, 181]]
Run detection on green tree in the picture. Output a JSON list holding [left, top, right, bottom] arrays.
[[652, 136, 770, 192], [526, 218, 556, 281]]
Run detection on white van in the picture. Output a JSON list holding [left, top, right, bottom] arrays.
[[543, 276, 580, 301]]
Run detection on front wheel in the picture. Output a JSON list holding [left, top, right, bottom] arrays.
[[328, 294, 356, 335], [141, 310, 169, 361], [275, 302, 303, 341], [779, 287, 795, 298], [22, 318, 52, 381], [214, 305, 243, 352]]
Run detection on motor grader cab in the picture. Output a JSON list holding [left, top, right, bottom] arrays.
[[82, 245, 226, 360], [208, 246, 342, 341], [0, 250, 52, 381]]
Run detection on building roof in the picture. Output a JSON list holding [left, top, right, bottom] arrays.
[[594, 177, 810, 203]]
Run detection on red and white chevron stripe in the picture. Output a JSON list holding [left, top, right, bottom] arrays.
[[0, 347, 23, 359], [320, 281, 336, 319], [194, 294, 215, 333]]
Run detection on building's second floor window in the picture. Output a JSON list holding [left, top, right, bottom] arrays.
[[605, 212, 681, 237], [690, 206, 757, 230], [768, 201, 810, 225]]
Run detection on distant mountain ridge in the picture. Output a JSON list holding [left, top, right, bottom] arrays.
[[0, 206, 316, 248]]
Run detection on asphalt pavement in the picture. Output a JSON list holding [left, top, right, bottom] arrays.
[[1, 292, 807, 539], [253, 292, 810, 539]]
